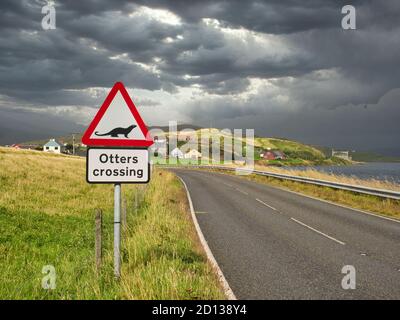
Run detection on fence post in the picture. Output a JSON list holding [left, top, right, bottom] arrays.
[[95, 209, 102, 271]]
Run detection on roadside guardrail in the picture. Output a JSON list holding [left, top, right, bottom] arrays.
[[157, 164, 400, 200]]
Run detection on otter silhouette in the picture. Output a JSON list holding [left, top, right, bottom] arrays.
[[95, 125, 136, 138]]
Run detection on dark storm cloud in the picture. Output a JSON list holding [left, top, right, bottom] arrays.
[[133, 0, 341, 34], [200, 78, 251, 95], [0, 0, 399, 153], [1, 0, 398, 100], [0, 0, 40, 31], [0, 1, 169, 103], [188, 88, 400, 155], [0, 0, 343, 98], [0, 106, 84, 145], [61, 10, 182, 62], [132, 0, 400, 33]]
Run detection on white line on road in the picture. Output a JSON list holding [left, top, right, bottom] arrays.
[[236, 188, 248, 195], [290, 217, 346, 246], [279, 188, 400, 224], [255, 198, 278, 211], [223, 182, 233, 187]]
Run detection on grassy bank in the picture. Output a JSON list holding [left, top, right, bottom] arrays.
[[0, 147, 223, 299], [252, 165, 400, 192]]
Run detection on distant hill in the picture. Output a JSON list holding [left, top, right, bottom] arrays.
[[254, 137, 326, 160], [149, 124, 203, 132], [20, 134, 82, 147], [18, 124, 203, 147], [18, 127, 354, 165], [156, 128, 348, 165], [351, 152, 400, 163], [312, 145, 400, 163]]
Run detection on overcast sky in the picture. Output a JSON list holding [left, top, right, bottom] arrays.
[[1, 0, 399, 155]]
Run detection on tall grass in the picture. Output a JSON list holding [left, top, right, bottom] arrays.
[[0, 147, 223, 299], [119, 171, 223, 299]]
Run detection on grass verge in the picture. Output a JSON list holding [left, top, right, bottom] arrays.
[[0, 147, 224, 299], [251, 165, 400, 192]]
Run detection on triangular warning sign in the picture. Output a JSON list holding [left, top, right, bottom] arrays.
[[82, 82, 153, 147]]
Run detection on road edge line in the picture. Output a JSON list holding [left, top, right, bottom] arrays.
[[177, 176, 237, 300]]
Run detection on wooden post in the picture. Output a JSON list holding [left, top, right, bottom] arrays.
[[95, 209, 102, 271]]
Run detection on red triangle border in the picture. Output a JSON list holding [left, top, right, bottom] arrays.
[[81, 82, 153, 147]]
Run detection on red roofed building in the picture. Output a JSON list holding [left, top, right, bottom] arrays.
[[260, 149, 287, 160]]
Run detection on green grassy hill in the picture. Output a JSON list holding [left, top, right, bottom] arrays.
[[163, 129, 349, 165], [254, 137, 324, 159]]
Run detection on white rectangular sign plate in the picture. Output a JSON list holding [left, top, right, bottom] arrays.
[[87, 148, 150, 183]]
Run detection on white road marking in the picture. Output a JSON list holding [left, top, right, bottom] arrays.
[[188, 168, 400, 225], [255, 198, 278, 211], [290, 217, 346, 246], [223, 182, 233, 187], [268, 185, 400, 225], [236, 188, 248, 195]]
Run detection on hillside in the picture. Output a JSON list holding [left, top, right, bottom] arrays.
[[253, 137, 326, 163], [162, 129, 350, 166], [19, 134, 83, 147], [17, 127, 351, 166], [0, 147, 223, 299], [351, 152, 400, 163]]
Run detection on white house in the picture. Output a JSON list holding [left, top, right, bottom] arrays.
[[332, 150, 352, 161], [43, 139, 62, 154], [170, 147, 184, 159], [184, 149, 202, 160], [153, 136, 167, 144]]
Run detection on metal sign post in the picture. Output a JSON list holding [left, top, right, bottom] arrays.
[[86, 148, 150, 279], [82, 82, 153, 279], [114, 183, 121, 278]]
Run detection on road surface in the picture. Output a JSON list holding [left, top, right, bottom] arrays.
[[171, 169, 400, 299]]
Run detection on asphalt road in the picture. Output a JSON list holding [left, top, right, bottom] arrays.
[[171, 169, 400, 299]]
